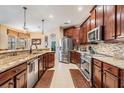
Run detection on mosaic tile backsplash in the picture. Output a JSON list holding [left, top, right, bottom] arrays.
[[80, 43, 124, 60]]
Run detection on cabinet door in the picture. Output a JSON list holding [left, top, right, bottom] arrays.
[[103, 71, 119, 88], [117, 5, 124, 39], [63, 30, 68, 37], [104, 5, 116, 40], [38, 56, 44, 78], [93, 65, 102, 88], [0, 79, 14, 88], [83, 23, 87, 44], [87, 18, 91, 32], [48, 53, 54, 68], [96, 5, 104, 26], [73, 28, 80, 45], [15, 70, 27, 88], [90, 9, 96, 30], [79, 26, 83, 44], [120, 70, 124, 88]]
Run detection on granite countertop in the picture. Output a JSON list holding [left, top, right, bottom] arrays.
[[0, 50, 54, 73], [71, 50, 124, 69], [93, 55, 124, 69]]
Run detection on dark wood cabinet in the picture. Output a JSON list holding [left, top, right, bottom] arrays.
[[38, 55, 44, 78], [103, 71, 119, 88], [63, 27, 73, 38], [0, 63, 27, 88], [15, 70, 27, 88], [70, 51, 80, 64], [92, 58, 121, 88], [79, 26, 83, 44], [104, 5, 116, 40], [120, 70, 124, 88], [93, 65, 102, 88], [72, 27, 80, 45], [96, 5, 104, 26], [39, 52, 55, 71], [90, 8, 96, 30], [86, 18, 91, 32], [0, 79, 14, 88], [116, 5, 124, 39], [81, 22, 88, 44], [47, 52, 55, 68]]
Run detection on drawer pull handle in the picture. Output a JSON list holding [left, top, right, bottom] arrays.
[[16, 78, 20, 80], [13, 69, 20, 73], [108, 67, 112, 71]]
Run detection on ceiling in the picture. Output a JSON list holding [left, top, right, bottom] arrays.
[[0, 5, 93, 32]]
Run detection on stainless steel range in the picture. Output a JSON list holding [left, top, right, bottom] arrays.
[[80, 52, 92, 81]]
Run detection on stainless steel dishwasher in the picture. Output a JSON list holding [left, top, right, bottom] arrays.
[[27, 58, 38, 88]]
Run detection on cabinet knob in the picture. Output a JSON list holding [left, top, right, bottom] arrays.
[[108, 67, 112, 71]]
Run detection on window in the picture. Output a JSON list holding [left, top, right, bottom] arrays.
[[8, 36, 16, 50]]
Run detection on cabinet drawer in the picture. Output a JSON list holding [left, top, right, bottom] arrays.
[[0, 63, 27, 85], [0, 79, 14, 88], [93, 59, 102, 67], [103, 63, 119, 76]]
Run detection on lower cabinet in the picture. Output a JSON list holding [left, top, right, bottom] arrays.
[[103, 71, 119, 88], [38, 52, 55, 79], [70, 51, 80, 64], [0, 79, 14, 88], [93, 65, 102, 88], [0, 63, 27, 88], [48, 52, 55, 68], [15, 70, 27, 88], [38, 55, 44, 78], [92, 58, 121, 88]]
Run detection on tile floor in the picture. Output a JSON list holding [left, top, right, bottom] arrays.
[[50, 60, 79, 88]]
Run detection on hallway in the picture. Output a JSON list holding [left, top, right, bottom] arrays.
[[50, 62, 78, 88], [35, 59, 90, 88]]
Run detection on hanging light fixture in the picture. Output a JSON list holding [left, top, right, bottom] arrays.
[[22, 7, 27, 30], [41, 19, 45, 34]]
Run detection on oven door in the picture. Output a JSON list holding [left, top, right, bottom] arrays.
[[80, 59, 90, 81]]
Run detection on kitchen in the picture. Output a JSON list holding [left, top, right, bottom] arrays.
[[0, 5, 124, 88]]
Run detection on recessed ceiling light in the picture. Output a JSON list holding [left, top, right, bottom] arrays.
[[67, 20, 71, 24], [78, 6, 83, 11], [49, 14, 53, 18], [64, 20, 71, 24]]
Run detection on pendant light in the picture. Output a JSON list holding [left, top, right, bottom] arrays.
[[22, 7, 27, 30], [42, 19, 45, 34]]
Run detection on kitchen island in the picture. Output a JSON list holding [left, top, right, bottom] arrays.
[[0, 50, 55, 88]]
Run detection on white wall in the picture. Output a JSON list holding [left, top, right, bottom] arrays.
[[43, 27, 63, 50], [30, 32, 43, 49]]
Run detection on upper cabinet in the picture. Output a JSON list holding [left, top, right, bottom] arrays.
[[90, 8, 96, 30], [63, 27, 80, 45], [64, 5, 124, 45], [104, 5, 116, 41], [96, 5, 104, 26], [72, 27, 80, 45], [86, 18, 91, 32], [116, 5, 124, 39], [63, 27, 73, 38]]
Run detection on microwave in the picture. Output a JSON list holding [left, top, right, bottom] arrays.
[[87, 26, 103, 42]]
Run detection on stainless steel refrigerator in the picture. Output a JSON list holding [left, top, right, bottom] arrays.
[[59, 37, 73, 63]]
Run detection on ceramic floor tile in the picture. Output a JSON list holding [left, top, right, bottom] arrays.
[[50, 60, 78, 88]]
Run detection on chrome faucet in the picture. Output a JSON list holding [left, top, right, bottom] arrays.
[[29, 44, 38, 54]]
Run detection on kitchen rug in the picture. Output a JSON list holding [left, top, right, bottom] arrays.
[[69, 69, 90, 88], [35, 70, 55, 88]]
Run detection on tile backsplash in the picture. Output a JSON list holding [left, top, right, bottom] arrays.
[[80, 42, 124, 60]]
